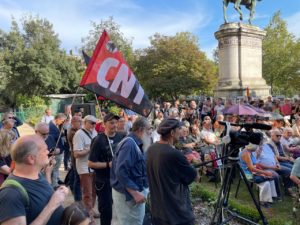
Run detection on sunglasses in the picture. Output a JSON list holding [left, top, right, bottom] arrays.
[[276, 135, 282, 138], [41, 132, 49, 136], [89, 121, 96, 125]]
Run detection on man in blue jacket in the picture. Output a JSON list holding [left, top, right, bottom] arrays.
[[49, 113, 67, 188], [111, 117, 151, 225]]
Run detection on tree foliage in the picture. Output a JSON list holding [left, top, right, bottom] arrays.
[[135, 32, 217, 100], [0, 16, 84, 107], [81, 16, 135, 66], [263, 11, 300, 96]]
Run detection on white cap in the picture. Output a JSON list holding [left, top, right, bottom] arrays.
[[83, 115, 97, 123]]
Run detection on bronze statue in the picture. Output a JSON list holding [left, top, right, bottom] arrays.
[[223, 0, 262, 24]]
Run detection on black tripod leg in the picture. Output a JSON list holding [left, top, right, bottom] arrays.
[[237, 164, 269, 225], [210, 165, 234, 225]]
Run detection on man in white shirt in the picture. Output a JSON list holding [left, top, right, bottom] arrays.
[[41, 108, 54, 124], [73, 115, 98, 219]]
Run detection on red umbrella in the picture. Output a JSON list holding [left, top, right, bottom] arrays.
[[223, 104, 259, 116]]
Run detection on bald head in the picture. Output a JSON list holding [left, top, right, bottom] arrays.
[[11, 135, 44, 164]]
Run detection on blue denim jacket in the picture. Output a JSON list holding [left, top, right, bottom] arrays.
[[110, 133, 148, 201]]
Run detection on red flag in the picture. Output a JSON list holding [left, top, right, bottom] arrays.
[[80, 31, 152, 117]]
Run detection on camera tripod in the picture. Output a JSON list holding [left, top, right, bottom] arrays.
[[210, 154, 268, 225]]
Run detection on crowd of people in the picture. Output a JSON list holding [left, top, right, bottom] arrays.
[[0, 95, 300, 224]]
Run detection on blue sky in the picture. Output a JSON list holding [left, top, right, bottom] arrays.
[[0, 0, 300, 59]]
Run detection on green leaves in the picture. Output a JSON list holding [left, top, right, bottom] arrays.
[[263, 11, 300, 96], [135, 32, 217, 100], [0, 16, 83, 107]]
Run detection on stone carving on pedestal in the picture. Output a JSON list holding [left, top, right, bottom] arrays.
[[214, 22, 270, 99]]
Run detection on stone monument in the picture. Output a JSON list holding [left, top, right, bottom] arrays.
[[214, 23, 270, 99], [214, 0, 270, 99]]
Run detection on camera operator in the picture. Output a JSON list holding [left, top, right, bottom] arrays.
[[147, 118, 198, 225]]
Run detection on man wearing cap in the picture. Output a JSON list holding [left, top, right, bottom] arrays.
[[88, 113, 125, 225], [110, 117, 151, 225], [147, 118, 198, 225], [73, 115, 98, 220]]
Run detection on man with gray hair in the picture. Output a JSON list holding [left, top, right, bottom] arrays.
[[110, 117, 151, 225], [0, 135, 68, 224], [35, 122, 57, 184]]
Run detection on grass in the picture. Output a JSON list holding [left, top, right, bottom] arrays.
[[191, 172, 297, 225]]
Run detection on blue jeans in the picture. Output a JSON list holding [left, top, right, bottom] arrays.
[[279, 161, 293, 170], [51, 153, 63, 187], [63, 147, 71, 170], [112, 188, 147, 225], [270, 165, 293, 197]]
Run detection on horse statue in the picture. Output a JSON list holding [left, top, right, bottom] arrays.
[[223, 0, 262, 24]]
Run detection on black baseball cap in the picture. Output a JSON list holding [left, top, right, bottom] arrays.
[[157, 118, 183, 135], [103, 113, 120, 123]]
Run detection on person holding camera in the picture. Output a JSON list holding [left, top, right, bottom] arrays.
[[147, 118, 198, 225]]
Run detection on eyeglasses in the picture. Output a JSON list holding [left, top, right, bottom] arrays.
[[41, 132, 49, 136], [276, 135, 282, 138], [89, 122, 96, 125]]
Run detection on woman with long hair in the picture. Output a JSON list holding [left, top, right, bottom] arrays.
[[0, 130, 14, 185], [61, 202, 91, 225]]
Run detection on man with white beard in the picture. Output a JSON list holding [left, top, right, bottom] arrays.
[[110, 117, 151, 225]]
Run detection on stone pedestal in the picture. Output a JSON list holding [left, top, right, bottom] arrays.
[[214, 23, 270, 99]]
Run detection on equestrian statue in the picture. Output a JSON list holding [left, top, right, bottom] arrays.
[[223, 0, 262, 25]]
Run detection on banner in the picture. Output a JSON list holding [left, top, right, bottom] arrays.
[[80, 30, 153, 117]]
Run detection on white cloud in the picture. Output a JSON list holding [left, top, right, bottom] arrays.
[[0, 0, 213, 53]]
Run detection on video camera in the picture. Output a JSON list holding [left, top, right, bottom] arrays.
[[219, 121, 271, 158]]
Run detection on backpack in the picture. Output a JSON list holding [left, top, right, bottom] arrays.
[[0, 178, 30, 209]]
